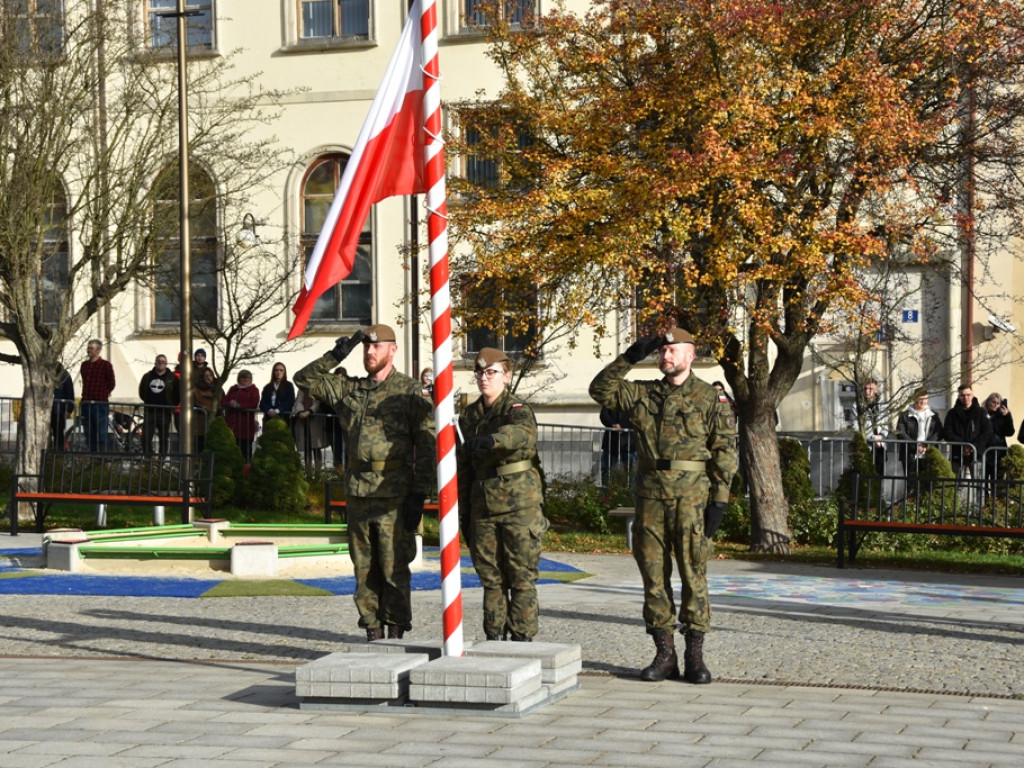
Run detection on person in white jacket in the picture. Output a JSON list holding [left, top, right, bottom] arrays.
[[894, 388, 943, 473]]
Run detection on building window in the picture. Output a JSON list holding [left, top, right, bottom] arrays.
[[456, 106, 535, 192], [152, 164, 219, 328], [37, 183, 69, 325], [461, 275, 537, 357], [301, 155, 373, 326], [146, 0, 214, 50], [299, 0, 370, 41], [5, 0, 64, 57], [463, 0, 533, 30]]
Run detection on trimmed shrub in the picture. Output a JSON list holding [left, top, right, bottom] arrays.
[[245, 416, 308, 514], [779, 436, 815, 507], [836, 432, 882, 507], [1000, 444, 1024, 481], [203, 416, 245, 509]]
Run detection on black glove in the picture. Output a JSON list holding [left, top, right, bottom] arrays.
[[330, 330, 366, 362], [622, 335, 663, 364], [704, 501, 727, 538], [463, 434, 495, 453], [403, 494, 425, 532]]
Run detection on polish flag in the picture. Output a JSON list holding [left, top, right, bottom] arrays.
[[288, 0, 426, 340]]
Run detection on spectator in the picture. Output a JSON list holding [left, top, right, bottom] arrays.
[[323, 366, 348, 467], [51, 363, 75, 450], [859, 378, 888, 475], [894, 388, 942, 472], [79, 339, 115, 452], [259, 362, 296, 432], [420, 367, 434, 399], [223, 369, 260, 462], [292, 388, 327, 467], [138, 354, 179, 456], [943, 384, 993, 478], [193, 348, 209, 383], [599, 406, 634, 484], [192, 366, 222, 454], [983, 392, 1014, 483]]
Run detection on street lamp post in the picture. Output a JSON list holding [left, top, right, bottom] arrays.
[[160, 1, 200, 520]]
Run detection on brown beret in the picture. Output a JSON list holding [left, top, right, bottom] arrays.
[[474, 347, 510, 371], [662, 327, 695, 346], [363, 324, 397, 343]]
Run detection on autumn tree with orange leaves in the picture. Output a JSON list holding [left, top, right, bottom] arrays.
[[449, 0, 1024, 553]]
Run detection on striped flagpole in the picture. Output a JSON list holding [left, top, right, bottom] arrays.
[[419, 0, 463, 657]]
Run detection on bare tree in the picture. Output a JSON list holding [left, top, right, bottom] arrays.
[[0, 3, 293, 521]]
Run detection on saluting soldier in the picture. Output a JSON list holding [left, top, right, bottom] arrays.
[[295, 325, 435, 641], [459, 347, 547, 642], [590, 328, 738, 684]]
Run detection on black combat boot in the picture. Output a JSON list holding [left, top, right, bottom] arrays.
[[386, 624, 405, 639], [683, 630, 712, 684], [640, 628, 680, 682], [366, 626, 384, 642], [509, 632, 532, 642], [485, 634, 503, 641]]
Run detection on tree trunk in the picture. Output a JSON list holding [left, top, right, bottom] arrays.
[[740, 405, 792, 554], [14, 358, 56, 529]]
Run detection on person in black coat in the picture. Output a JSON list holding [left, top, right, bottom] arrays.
[[894, 388, 943, 473], [982, 392, 1015, 482], [51, 363, 75, 450], [943, 384, 993, 477], [599, 406, 635, 484]]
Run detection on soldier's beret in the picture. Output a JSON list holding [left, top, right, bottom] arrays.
[[363, 324, 397, 343], [662, 327, 695, 346], [474, 347, 510, 371]]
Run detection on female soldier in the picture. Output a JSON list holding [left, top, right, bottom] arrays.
[[458, 347, 547, 641]]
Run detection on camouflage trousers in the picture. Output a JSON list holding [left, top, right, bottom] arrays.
[[633, 494, 713, 635], [347, 497, 417, 632], [468, 506, 547, 639]]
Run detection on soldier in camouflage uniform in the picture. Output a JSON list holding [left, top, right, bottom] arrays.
[[295, 325, 435, 641], [459, 348, 547, 641], [589, 328, 738, 683]]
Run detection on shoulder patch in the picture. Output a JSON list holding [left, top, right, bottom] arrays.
[[511, 403, 524, 408]]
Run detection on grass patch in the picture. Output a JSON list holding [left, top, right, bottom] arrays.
[[0, 570, 40, 580], [200, 580, 334, 598]]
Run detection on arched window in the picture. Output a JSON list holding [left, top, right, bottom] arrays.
[[300, 154, 373, 325], [152, 163, 219, 328], [38, 181, 69, 325]]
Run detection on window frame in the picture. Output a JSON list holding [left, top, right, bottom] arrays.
[[37, 180, 70, 326], [150, 164, 220, 330], [460, 273, 539, 359], [4, 0, 65, 58], [142, 0, 216, 54], [299, 153, 374, 328], [446, 0, 536, 37], [282, 0, 376, 51]]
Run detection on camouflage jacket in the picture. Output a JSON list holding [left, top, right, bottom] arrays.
[[589, 356, 738, 502], [295, 352, 435, 499], [458, 389, 542, 514]]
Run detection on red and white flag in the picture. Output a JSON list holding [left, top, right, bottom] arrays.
[[288, 0, 426, 340]]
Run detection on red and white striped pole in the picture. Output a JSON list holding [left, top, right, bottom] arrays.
[[419, 0, 463, 657]]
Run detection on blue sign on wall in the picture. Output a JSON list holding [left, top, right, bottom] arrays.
[[901, 310, 919, 323]]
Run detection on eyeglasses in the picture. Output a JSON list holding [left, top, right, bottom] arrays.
[[474, 368, 503, 380]]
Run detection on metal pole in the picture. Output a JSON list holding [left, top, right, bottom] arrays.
[[168, 1, 196, 463]]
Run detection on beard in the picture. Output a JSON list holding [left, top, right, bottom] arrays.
[[660, 360, 687, 377]]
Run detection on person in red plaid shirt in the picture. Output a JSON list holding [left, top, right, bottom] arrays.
[[79, 339, 115, 452]]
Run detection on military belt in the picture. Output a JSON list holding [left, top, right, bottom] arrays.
[[356, 459, 405, 472], [483, 459, 534, 480], [638, 458, 706, 472]]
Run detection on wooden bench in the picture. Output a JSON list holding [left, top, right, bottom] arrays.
[[837, 472, 1024, 567], [324, 479, 438, 524], [8, 451, 215, 535]]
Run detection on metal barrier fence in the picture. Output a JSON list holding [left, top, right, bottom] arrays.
[[2, 395, 1013, 493]]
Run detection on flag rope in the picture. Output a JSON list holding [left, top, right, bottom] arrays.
[[419, 0, 463, 657]]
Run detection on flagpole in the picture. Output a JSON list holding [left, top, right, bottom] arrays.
[[419, 0, 463, 657]]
